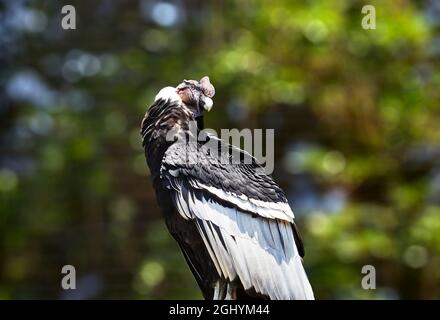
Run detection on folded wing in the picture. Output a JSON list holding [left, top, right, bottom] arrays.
[[161, 138, 314, 299]]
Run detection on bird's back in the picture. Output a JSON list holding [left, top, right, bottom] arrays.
[[141, 80, 314, 300]]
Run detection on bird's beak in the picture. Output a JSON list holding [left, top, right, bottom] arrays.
[[201, 95, 213, 112]]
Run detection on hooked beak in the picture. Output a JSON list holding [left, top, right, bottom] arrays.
[[200, 95, 213, 112]]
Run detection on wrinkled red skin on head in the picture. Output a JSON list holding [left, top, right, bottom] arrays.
[[176, 77, 214, 110], [199, 76, 215, 98], [177, 87, 193, 105]]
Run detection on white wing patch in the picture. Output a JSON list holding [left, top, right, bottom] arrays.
[[190, 180, 295, 223], [172, 187, 314, 300]]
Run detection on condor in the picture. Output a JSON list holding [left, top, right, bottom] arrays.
[[140, 76, 314, 300]]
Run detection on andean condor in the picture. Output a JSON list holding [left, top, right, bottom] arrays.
[[140, 76, 314, 300]]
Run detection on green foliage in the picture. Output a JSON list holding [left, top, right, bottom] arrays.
[[1, 0, 439, 299]]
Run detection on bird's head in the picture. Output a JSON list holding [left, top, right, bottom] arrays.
[[142, 76, 215, 173], [176, 76, 215, 116]]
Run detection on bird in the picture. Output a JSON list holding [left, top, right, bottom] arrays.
[[140, 76, 314, 300]]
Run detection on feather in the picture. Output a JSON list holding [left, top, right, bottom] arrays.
[[142, 82, 314, 300]]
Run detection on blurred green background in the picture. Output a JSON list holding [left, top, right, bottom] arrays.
[[1, 0, 440, 299]]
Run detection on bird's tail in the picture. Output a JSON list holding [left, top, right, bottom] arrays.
[[212, 254, 314, 300], [286, 254, 315, 300]]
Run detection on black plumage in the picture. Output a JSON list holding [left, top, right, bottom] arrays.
[[141, 77, 314, 300]]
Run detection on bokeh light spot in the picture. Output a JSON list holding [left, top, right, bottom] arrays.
[[323, 151, 346, 175], [151, 2, 178, 27], [0, 169, 18, 192], [403, 245, 428, 269]]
